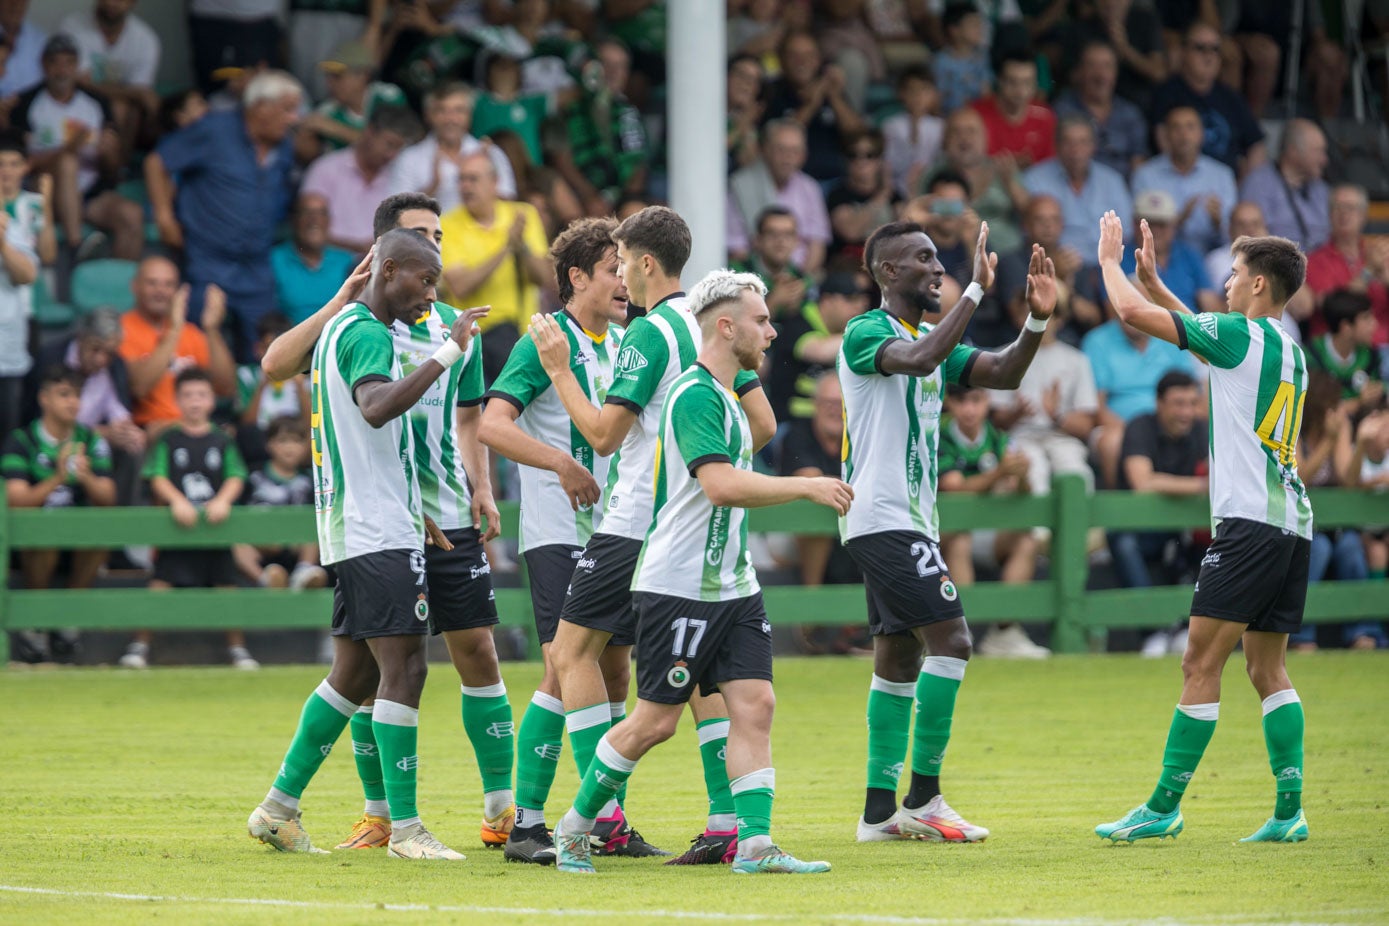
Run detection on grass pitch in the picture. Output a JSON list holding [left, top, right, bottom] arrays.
[[1, 653, 1386, 925]]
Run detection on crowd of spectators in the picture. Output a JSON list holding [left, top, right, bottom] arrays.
[[4, 0, 1389, 664]]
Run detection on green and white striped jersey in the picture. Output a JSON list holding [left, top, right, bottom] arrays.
[[394, 303, 486, 532], [602, 295, 761, 541], [837, 309, 979, 543], [1174, 311, 1313, 539], [486, 310, 622, 552], [311, 303, 423, 565], [633, 364, 760, 602]]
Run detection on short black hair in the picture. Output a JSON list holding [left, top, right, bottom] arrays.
[[256, 311, 291, 341], [945, 382, 983, 400], [266, 415, 307, 442], [942, 1, 979, 32], [0, 129, 25, 157], [373, 192, 440, 239], [174, 367, 213, 391], [755, 205, 795, 236], [925, 167, 971, 198], [1231, 235, 1307, 305], [1322, 288, 1374, 335], [551, 216, 618, 305], [997, 51, 1037, 77], [1156, 369, 1198, 399], [39, 365, 84, 392], [896, 65, 934, 91], [863, 221, 925, 284], [367, 104, 422, 140], [613, 206, 691, 278]]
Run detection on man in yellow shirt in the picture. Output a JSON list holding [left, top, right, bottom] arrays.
[[441, 151, 553, 384]]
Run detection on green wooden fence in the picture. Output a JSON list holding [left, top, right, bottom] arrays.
[[2, 476, 1386, 663]]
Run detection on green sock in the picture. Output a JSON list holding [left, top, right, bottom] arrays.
[[461, 683, 515, 798], [866, 675, 913, 793], [609, 701, 629, 806], [730, 768, 775, 845], [573, 735, 636, 820], [514, 691, 564, 827], [372, 700, 421, 823], [350, 705, 387, 806], [1370, 568, 1386, 580], [1147, 703, 1218, 814], [1261, 691, 1304, 820], [912, 657, 966, 778], [566, 702, 611, 778], [696, 718, 735, 827], [271, 680, 356, 799]]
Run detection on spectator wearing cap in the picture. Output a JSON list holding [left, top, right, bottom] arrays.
[[1110, 190, 1221, 315], [765, 270, 869, 424], [0, 0, 45, 98], [732, 206, 814, 324], [390, 81, 517, 215], [1237, 119, 1331, 252], [288, 0, 380, 103], [727, 119, 831, 275], [301, 104, 420, 254], [1052, 40, 1149, 180], [187, 0, 282, 95], [826, 129, 903, 266], [296, 39, 406, 162], [1022, 115, 1131, 263], [13, 34, 144, 261], [1305, 184, 1389, 347], [57, 0, 162, 162], [270, 192, 356, 324], [1150, 22, 1265, 175], [145, 70, 302, 353], [1130, 107, 1237, 255], [970, 52, 1056, 168]]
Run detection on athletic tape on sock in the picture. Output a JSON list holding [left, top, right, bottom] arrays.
[[696, 719, 731, 744], [730, 768, 776, 795], [373, 699, 419, 727], [1176, 701, 1220, 722], [315, 679, 358, 718], [530, 691, 564, 715], [920, 656, 968, 682], [608, 701, 626, 719], [870, 674, 917, 697], [594, 735, 638, 773], [565, 703, 611, 732], [462, 682, 507, 698], [355, 704, 374, 716], [1262, 689, 1301, 715]]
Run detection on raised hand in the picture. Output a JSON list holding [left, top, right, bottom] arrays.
[[1134, 218, 1161, 291], [528, 312, 572, 379], [1097, 211, 1125, 266], [972, 220, 998, 291], [338, 246, 374, 305], [201, 283, 227, 331], [1024, 243, 1058, 319], [449, 305, 490, 351], [170, 283, 190, 330]]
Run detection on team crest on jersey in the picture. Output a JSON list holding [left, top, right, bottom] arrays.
[[667, 661, 691, 688], [414, 594, 430, 621], [979, 451, 998, 473], [1198, 313, 1219, 338], [173, 447, 190, 468], [205, 446, 222, 470], [616, 345, 648, 375], [939, 578, 958, 601]]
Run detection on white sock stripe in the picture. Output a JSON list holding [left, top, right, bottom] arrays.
[[314, 680, 357, 718], [870, 674, 916, 697], [372, 699, 420, 727], [920, 656, 968, 682], [1262, 689, 1301, 715], [1176, 702, 1220, 722], [594, 735, 638, 773], [565, 704, 612, 732], [696, 720, 731, 745], [462, 682, 507, 698], [530, 691, 564, 715], [608, 701, 627, 719], [354, 704, 374, 716], [729, 768, 775, 795]]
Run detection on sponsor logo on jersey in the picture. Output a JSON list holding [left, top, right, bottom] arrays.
[[616, 346, 648, 376], [573, 348, 596, 365], [939, 578, 958, 601], [1201, 550, 1221, 567], [667, 661, 691, 688], [395, 755, 420, 772], [469, 560, 492, 579], [576, 556, 597, 570], [414, 594, 430, 621], [486, 721, 515, 739], [705, 507, 729, 566]]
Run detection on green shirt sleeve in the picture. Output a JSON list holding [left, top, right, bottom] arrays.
[[605, 317, 671, 411], [336, 317, 396, 396], [733, 369, 761, 396], [1173, 311, 1251, 370], [841, 313, 895, 376], [938, 426, 965, 474], [671, 384, 733, 475], [486, 334, 550, 411], [142, 434, 170, 480], [457, 331, 486, 406], [223, 439, 248, 481], [943, 342, 981, 385], [1, 431, 29, 481], [85, 429, 113, 475]]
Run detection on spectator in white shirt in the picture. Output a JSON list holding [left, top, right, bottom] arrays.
[[390, 80, 516, 213], [57, 0, 161, 161], [881, 65, 944, 196]]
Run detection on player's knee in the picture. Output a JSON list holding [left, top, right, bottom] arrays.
[[1180, 646, 1219, 683], [935, 625, 973, 662], [603, 663, 631, 702]]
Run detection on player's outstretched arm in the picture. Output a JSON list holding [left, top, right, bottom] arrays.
[[528, 312, 637, 455], [262, 249, 374, 381], [355, 307, 489, 427], [1098, 211, 1182, 346], [1133, 218, 1195, 317], [880, 221, 997, 377], [967, 243, 1056, 389], [696, 461, 853, 515], [476, 400, 601, 511]]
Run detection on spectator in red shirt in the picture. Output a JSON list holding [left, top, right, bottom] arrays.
[[970, 52, 1056, 168], [1304, 184, 1389, 346]]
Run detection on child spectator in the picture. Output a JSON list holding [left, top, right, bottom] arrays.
[[1346, 407, 1389, 648], [3, 366, 116, 663], [471, 50, 548, 166], [1306, 290, 1385, 412], [938, 383, 1050, 658], [120, 368, 257, 670], [297, 40, 406, 159], [0, 130, 51, 441], [881, 66, 943, 196], [933, 3, 993, 115], [238, 312, 308, 433], [232, 415, 327, 591]]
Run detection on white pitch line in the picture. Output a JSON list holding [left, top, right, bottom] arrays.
[[0, 885, 1381, 926]]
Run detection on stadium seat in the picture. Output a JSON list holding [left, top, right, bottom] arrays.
[[32, 272, 77, 329], [71, 259, 138, 314]]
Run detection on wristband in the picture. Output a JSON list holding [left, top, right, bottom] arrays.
[[963, 282, 985, 305], [1024, 313, 1049, 333], [431, 339, 465, 369]]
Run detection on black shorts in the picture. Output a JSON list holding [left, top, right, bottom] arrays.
[[633, 591, 773, 705], [558, 533, 640, 646], [844, 530, 966, 636], [523, 544, 581, 645], [427, 528, 499, 634], [153, 548, 239, 588], [1191, 518, 1311, 634], [330, 548, 431, 641]]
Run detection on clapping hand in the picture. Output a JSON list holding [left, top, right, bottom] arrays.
[[1097, 211, 1125, 265], [972, 221, 998, 291], [528, 312, 572, 379], [1024, 243, 1058, 320]]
